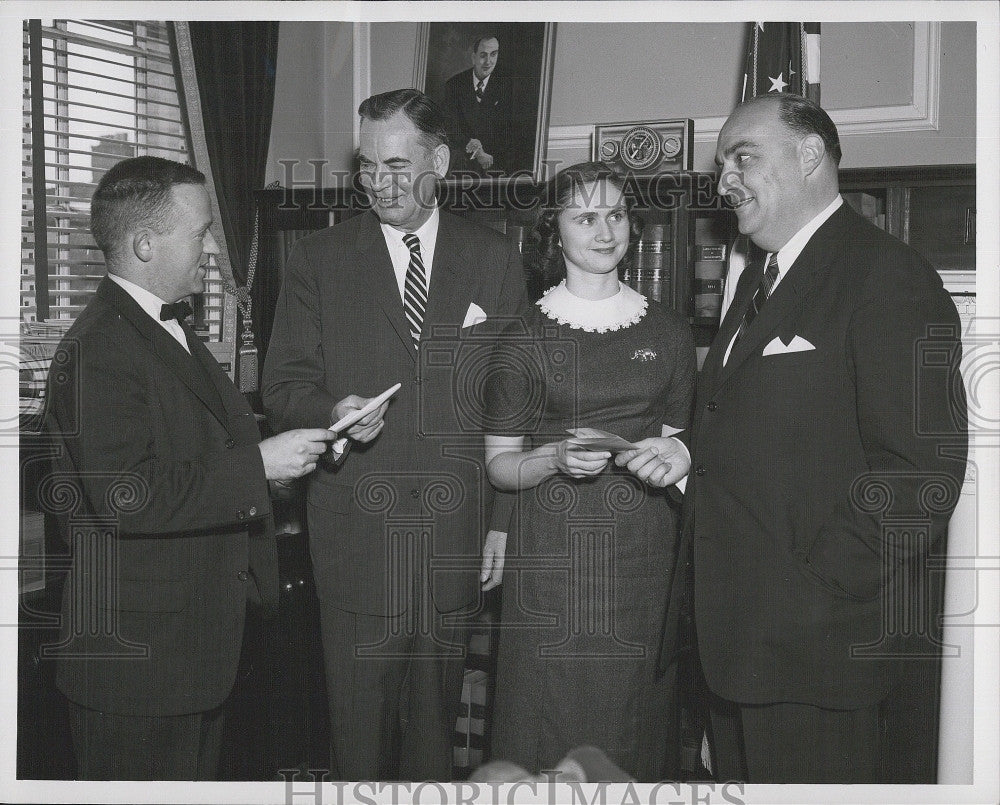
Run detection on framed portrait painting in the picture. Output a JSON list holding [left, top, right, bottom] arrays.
[[414, 22, 556, 184]]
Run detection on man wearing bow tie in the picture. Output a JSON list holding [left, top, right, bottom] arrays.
[[262, 88, 528, 781], [441, 34, 516, 176], [678, 95, 968, 782], [44, 156, 336, 780]]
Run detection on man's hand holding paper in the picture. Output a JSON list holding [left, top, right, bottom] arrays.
[[614, 435, 689, 488], [330, 383, 402, 451], [565, 427, 688, 488]]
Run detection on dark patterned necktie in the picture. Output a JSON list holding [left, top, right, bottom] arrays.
[[475, 79, 485, 102], [159, 300, 193, 322], [402, 233, 428, 348], [732, 253, 779, 348]]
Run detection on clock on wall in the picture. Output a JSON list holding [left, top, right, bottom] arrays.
[[593, 119, 693, 175]]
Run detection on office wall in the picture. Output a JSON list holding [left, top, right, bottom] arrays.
[[268, 20, 976, 180]]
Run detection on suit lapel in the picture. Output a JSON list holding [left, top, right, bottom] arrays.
[[99, 278, 231, 429], [710, 206, 847, 392], [356, 212, 417, 362], [700, 249, 760, 388], [481, 74, 500, 105], [458, 69, 478, 121], [423, 212, 471, 331], [182, 323, 244, 416]]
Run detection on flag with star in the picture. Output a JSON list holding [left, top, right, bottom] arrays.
[[741, 22, 820, 103]]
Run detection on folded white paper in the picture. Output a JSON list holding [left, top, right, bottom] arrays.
[[762, 335, 816, 356], [462, 302, 488, 329]]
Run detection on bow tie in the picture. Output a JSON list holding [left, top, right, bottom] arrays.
[[159, 301, 193, 323]]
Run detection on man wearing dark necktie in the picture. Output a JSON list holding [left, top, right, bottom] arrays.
[[262, 88, 528, 781], [677, 94, 967, 782], [44, 156, 336, 780], [441, 34, 516, 176]]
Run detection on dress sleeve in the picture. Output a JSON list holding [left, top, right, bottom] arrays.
[[483, 324, 546, 437]]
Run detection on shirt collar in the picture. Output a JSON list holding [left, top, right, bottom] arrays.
[[774, 195, 843, 275], [473, 72, 491, 90], [379, 205, 440, 256], [107, 273, 174, 322]]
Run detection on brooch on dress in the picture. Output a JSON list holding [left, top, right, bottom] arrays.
[[632, 348, 657, 361]]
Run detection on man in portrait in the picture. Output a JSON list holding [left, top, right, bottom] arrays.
[[441, 34, 517, 176]]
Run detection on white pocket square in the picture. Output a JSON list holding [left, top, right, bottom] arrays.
[[762, 335, 816, 356], [462, 302, 488, 329]]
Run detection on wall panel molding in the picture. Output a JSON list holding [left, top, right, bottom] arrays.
[[352, 22, 371, 151], [547, 21, 942, 157]]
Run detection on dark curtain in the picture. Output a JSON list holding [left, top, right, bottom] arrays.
[[187, 22, 280, 383]]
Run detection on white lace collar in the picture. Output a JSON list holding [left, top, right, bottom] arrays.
[[537, 281, 648, 333]]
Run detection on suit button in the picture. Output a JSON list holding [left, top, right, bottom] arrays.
[[237, 510, 246, 519], [237, 571, 249, 582], [410, 489, 420, 499], [695, 466, 706, 477], [249, 506, 257, 516], [706, 402, 718, 412], [225, 438, 236, 448]]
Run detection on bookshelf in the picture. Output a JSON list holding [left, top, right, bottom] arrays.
[[248, 164, 974, 380], [839, 164, 975, 274]]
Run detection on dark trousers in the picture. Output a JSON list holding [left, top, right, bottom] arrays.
[[66, 699, 224, 780], [317, 601, 470, 781], [708, 694, 881, 784]]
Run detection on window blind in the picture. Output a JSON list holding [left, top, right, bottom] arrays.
[[21, 19, 224, 337], [21, 19, 227, 423]]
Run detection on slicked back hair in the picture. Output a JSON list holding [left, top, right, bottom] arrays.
[[473, 35, 499, 53], [755, 93, 842, 166], [90, 156, 206, 261], [358, 88, 449, 151]]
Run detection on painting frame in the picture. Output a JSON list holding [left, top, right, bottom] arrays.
[[414, 22, 557, 186]]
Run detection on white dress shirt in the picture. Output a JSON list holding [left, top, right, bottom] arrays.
[[722, 194, 843, 366], [108, 273, 190, 354], [379, 206, 440, 302], [473, 72, 491, 95]]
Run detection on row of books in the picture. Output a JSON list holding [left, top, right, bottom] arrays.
[[694, 242, 727, 323], [624, 223, 672, 304]]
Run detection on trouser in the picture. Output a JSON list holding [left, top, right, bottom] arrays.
[[67, 698, 224, 780], [707, 694, 881, 784], [317, 601, 470, 781]]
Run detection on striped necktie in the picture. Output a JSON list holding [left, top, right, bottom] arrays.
[[402, 233, 428, 348], [475, 79, 485, 101], [732, 253, 780, 348]]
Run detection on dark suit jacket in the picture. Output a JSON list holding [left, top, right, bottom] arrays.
[[261, 210, 529, 616], [442, 68, 516, 175], [45, 278, 277, 717], [683, 203, 967, 709]]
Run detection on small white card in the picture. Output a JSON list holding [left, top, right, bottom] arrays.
[[762, 335, 816, 356], [462, 302, 488, 329], [329, 382, 401, 432]]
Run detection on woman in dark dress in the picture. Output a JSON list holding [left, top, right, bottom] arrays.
[[481, 162, 697, 781]]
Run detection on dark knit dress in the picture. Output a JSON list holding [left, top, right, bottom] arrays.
[[486, 297, 696, 781]]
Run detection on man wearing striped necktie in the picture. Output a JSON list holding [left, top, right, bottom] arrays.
[[675, 94, 967, 783], [262, 88, 528, 782], [441, 34, 517, 176]]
